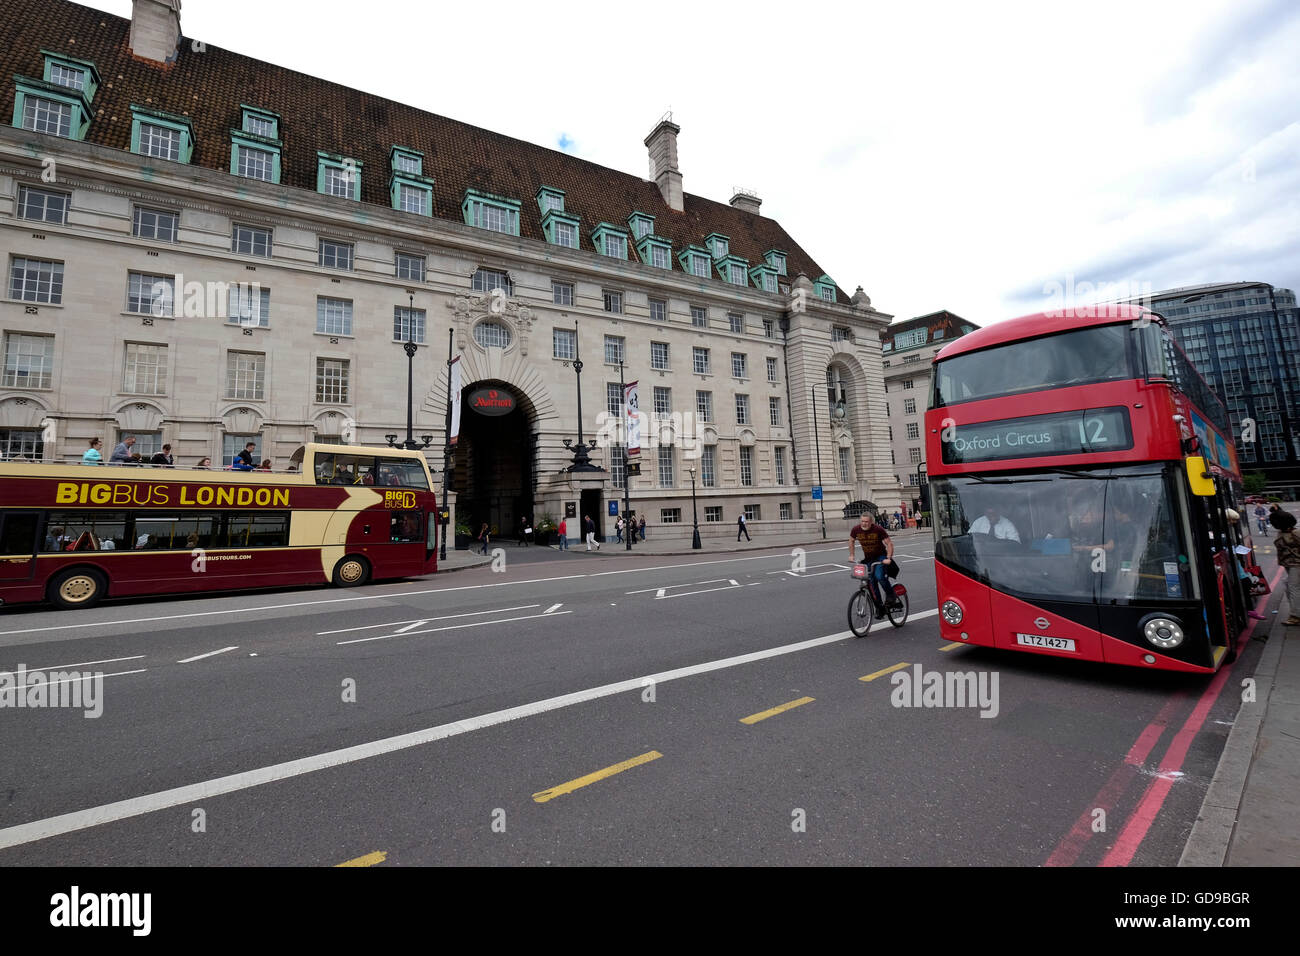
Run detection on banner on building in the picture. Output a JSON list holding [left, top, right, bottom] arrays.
[[624, 380, 641, 456], [449, 356, 463, 446]]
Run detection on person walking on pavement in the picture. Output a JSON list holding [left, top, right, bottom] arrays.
[[1254, 503, 1269, 534], [584, 514, 600, 551], [638, 516, 646, 541], [477, 523, 490, 555], [615, 516, 624, 543], [1275, 512, 1300, 625], [557, 518, 568, 551], [737, 512, 751, 542]]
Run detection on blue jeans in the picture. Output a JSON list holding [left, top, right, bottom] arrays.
[[867, 562, 891, 607], [558, 535, 568, 550]]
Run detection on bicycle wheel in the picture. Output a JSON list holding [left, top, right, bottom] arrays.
[[848, 589, 874, 637], [886, 588, 909, 628]]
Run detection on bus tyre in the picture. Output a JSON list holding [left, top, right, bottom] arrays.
[[48, 567, 107, 610], [333, 555, 371, 588]]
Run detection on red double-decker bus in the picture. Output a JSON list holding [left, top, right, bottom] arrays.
[[0, 443, 438, 610], [925, 305, 1255, 673]]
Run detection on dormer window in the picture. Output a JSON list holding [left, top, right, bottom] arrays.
[[242, 108, 278, 139], [42, 52, 100, 100], [635, 228, 672, 271], [592, 223, 629, 260], [13, 53, 100, 141], [393, 149, 422, 175], [537, 186, 565, 213], [679, 246, 712, 279], [814, 275, 837, 302], [749, 264, 778, 293], [716, 254, 751, 287], [48, 63, 86, 91], [463, 189, 521, 235], [318, 153, 362, 201], [764, 249, 787, 276], [231, 107, 282, 184], [628, 212, 655, 240], [390, 147, 433, 216], [130, 106, 194, 164], [705, 233, 730, 259]]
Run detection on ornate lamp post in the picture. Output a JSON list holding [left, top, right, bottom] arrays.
[[811, 385, 826, 539], [565, 322, 600, 473], [689, 466, 701, 549]]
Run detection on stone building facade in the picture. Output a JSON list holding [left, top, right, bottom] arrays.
[[0, 0, 900, 545]]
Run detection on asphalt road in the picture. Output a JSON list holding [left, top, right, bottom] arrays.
[[0, 537, 1267, 865]]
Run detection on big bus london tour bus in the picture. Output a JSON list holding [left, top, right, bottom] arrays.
[[924, 304, 1255, 674], [0, 443, 438, 610]]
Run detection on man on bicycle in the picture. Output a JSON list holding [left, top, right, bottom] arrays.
[[849, 512, 900, 617]]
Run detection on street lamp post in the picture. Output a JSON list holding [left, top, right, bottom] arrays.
[[440, 326, 453, 562], [690, 467, 701, 549], [811, 385, 826, 539], [619, 360, 632, 551]]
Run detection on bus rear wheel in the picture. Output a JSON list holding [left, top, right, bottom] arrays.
[[48, 567, 107, 610], [332, 555, 371, 588]]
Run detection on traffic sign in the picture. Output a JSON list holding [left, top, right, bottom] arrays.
[[608, 501, 619, 516], [811, 486, 823, 500]]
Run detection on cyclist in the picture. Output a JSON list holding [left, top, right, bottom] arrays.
[[849, 512, 901, 617]]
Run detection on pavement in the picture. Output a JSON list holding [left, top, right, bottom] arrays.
[[1181, 518, 1300, 867]]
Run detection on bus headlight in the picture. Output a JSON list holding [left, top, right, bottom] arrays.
[[941, 600, 964, 625], [1141, 615, 1184, 650]]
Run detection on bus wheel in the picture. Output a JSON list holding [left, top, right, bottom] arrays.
[[333, 555, 371, 587], [48, 568, 107, 610]]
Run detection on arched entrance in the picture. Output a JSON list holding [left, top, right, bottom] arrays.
[[453, 380, 538, 540]]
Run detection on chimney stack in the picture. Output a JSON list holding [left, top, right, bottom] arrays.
[[130, 0, 183, 65], [729, 188, 762, 216], [644, 115, 684, 212]]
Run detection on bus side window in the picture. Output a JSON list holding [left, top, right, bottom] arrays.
[[0, 513, 39, 554], [314, 454, 336, 485], [373, 457, 429, 490]]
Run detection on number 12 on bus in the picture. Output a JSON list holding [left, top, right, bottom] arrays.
[[925, 305, 1254, 674]]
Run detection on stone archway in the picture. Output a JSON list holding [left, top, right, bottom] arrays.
[[451, 378, 541, 541]]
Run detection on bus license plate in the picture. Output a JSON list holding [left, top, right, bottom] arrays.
[[1015, 633, 1076, 652]]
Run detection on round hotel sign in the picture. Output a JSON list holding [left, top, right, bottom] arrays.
[[468, 387, 516, 416]]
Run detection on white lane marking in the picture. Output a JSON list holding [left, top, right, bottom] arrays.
[[0, 655, 145, 676], [656, 584, 742, 600], [176, 647, 239, 664], [656, 588, 665, 598], [316, 605, 540, 636], [589, 546, 848, 577], [728, 579, 739, 586], [0, 609, 937, 851], [32, 669, 148, 688], [627, 578, 731, 595], [544, 603, 563, 614], [336, 611, 573, 646], [395, 621, 428, 634]]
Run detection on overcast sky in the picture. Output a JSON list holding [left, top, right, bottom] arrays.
[[91, 0, 1300, 326]]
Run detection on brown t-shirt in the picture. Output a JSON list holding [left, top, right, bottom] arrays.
[[851, 524, 890, 560]]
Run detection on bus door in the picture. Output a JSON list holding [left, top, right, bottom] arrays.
[[0, 511, 39, 583], [1188, 482, 1237, 659], [1212, 476, 1250, 638]]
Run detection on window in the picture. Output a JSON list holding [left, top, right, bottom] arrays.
[[653, 386, 671, 418], [553, 328, 576, 360], [553, 221, 577, 248], [605, 335, 625, 365], [397, 183, 426, 215], [48, 62, 85, 91], [905, 422, 920, 440], [394, 306, 426, 343], [552, 281, 574, 306], [909, 447, 922, 463], [472, 268, 513, 296], [21, 95, 73, 137], [838, 447, 851, 482], [649, 298, 667, 322], [658, 445, 675, 487], [816, 280, 836, 302], [660, 508, 682, 524], [780, 502, 792, 520], [126, 272, 174, 316], [606, 382, 624, 417], [120, 430, 163, 461], [236, 144, 276, 182], [243, 110, 277, 138], [232, 225, 272, 257], [729, 313, 744, 333], [2, 333, 54, 388], [226, 351, 265, 400], [769, 396, 782, 426], [222, 433, 261, 469], [761, 273, 778, 293], [736, 394, 750, 425], [765, 251, 787, 275], [701, 445, 716, 487], [603, 290, 623, 314], [693, 347, 710, 375], [609, 444, 626, 490], [122, 343, 167, 395], [539, 188, 565, 213], [395, 153, 421, 175], [133, 207, 178, 243], [708, 235, 730, 259], [8, 258, 64, 304], [690, 253, 710, 278], [705, 505, 723, 523], [474, 322, 512, 349], [463, 191, 520, 235], [316, 297, 353, 336], [696, 390, 713, 422], [729, 264, 747, 286], [744, 504, 761, 521], [739, 446, 753, 486], [395, 253, 426, 281], [629, 213, 653, 238], [316, 358, 350, 404], [904, 398, 917, 415], [651, 342, 670, 370], [766, 357, 779, 382], [319, 240, 354, 271], [17, 186, 68, 224], [894, 328, 926, 350], [775, 447, 786, 485], [0, 429, 44, 460], [763, 319, 775, 338], [731, 353, 747, 379], [650, 245, 670, 269], [832, 326, 852, 343], [138, 122, 180, 161], [595, 229, 627, 259], [228, 284, 270, 327], [691, 306, 708, 328]]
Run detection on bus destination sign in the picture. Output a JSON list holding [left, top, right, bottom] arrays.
[[941, 406, 1133, 465]]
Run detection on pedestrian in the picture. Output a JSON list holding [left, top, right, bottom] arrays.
[[110, 435, 135, 463], [737, 512, 751, 542], [557, 517, 568, 551], [1268, 503, 1290, 531], [477, 522, 490, 555], [236, 441, 257, 470], [150, 443, 174, 466], [1254, 503, 1268, 534], [1275, 512, 1300, 625], [584, 514, 600, 551], [82, 437, 103, 465], [615, 516, 624, 543], [195, 457, 211, 469], [638, 516, 646, 541]]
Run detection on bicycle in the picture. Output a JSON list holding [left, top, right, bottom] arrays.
[[847, 559, 909, 637]]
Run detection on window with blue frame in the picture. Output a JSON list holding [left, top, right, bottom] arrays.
[[592, 223, 629, 260], [390, 147, 433, 216], [317, 152, 362, 201], [130, 106, 194, 164], [463, 190, 520, 235], [230, 107, 282, 184]]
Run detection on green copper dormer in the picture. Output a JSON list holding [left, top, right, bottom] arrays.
[[628, 212, 655, 240], [230, 107, 283, 183], [317, 151, 363, 201], [716, 255, 750, 288], [463, 189, 521, 235], [542, 207, 581, 249], [636, 232, 672, 270], [391, 146, 424, 176], [12, 53, 101, 140], [763, 249, 787, 276], [814, 274, 837, 302], [130, 105, 194, 164], [390, 147, 432, 215], [705, 233, 730, 260], [239, 106, 280, 140], [537, 186, 565, 214], [41, 51, 101, 101], [591, 222, 630, 260], [679, 245, 712, 279], [749, 263, 779, 294]]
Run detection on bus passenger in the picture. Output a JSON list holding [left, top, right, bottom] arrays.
[[82, 438, 104, 465]]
